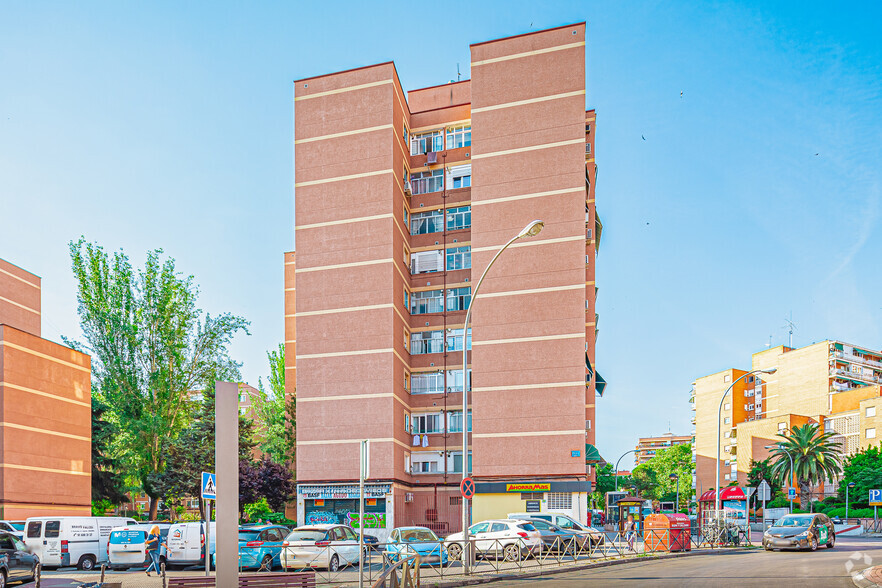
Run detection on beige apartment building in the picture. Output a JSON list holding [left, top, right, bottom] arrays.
[[692, 341, 882, 503], [635, 433, 691, 465], [286, 24, 602, 538]]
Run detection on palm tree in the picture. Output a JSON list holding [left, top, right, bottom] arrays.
[[768, 423, 842, 510]]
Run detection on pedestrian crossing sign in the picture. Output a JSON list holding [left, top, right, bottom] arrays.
[[201, 472, 216, 500]]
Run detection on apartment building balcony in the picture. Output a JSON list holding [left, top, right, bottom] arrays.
[[831, 367, 881, 384], [833, 350, 882, 370]]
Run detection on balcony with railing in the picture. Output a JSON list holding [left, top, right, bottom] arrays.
[[831, 367, 881, 384], [833, 350, 882, 370]]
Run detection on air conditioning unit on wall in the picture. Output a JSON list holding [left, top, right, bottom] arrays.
[[405, 493, 414, 503]]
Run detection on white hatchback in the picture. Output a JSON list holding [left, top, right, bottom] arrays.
[[445, 519, 542, 562], [280, 525, 361, 572]]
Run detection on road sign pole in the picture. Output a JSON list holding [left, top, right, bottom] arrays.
[[205, 498, 211, 576], [358, 440, 369, 588]]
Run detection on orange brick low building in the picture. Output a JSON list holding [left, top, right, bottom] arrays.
[[0, 258, 92, 518]]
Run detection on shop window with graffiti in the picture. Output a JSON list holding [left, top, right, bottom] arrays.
[[304, 498, 387, 528]]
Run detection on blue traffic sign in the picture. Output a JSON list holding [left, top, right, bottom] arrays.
[[201, 472, 216, 500], [787, 487, 796, 500], [870, 489, 882, 506]]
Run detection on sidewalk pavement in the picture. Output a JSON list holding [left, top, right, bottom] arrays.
[[853, 565, 882, 588]]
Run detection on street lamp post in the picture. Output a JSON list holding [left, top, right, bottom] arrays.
[[670, 473, 680, 513], [846, 482, 851, 520], [716, 369, 777, 515], [614, 449, 638, 491], [765, 444, 794, 513], [460, 219, 544, 575]]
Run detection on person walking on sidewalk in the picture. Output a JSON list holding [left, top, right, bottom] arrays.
[[145, 525, 162, 577], [625, 515, 637, 552]]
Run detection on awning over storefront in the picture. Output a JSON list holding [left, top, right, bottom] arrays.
[[584, 444, 603, 465]]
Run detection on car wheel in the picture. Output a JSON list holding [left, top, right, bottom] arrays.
[[447, 543, 462, 560], [78, 555, 97, 571], [260, 554, 273, 571], [503, 544, 520, 562], [329, 554, 340, 573], [764, 545, 772, 551], [810, 536, 818, 551], [0, 569, 6, 588], [826, 534, 835, 549]]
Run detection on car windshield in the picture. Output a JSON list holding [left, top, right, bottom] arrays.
[[401, 530, 438, 543], [9, 523, 24, 532], [772, 516, 813, 528], [110, 530, 145, 544], [239, 531, 260, 542], [286, 529, 328, 542], [518, 523, 537, 532]]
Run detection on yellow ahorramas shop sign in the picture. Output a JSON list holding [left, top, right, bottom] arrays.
[[506, 483, 551, 492]]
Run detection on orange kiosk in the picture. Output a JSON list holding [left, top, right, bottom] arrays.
[[643, 513, 692, 552]]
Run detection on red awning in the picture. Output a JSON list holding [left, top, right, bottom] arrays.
[[720, 486, 747, 501], [698, 489, 716, 502]]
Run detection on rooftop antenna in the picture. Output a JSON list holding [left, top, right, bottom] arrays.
[[766, 335, 773, 348], [783, 312, 797, 348], [457, 63, 461, 82]]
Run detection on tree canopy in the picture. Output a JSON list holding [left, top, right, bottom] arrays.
[[252, 344, 296, 465], [630, 443, 692, 509], [837, 445, 882, 507], [769, 423, 842, 510]]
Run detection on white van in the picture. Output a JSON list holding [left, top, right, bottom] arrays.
[[107, 524, 172, 570], [24, 516, 136, 570], [166, 522, 216, 567]]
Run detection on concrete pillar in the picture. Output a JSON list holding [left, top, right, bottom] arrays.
[[215, 382, 239, 587]]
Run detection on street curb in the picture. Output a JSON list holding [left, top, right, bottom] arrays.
[[422, 548, 750, 588], [852, 566, 882, 588]]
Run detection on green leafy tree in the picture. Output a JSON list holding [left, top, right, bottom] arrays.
[[769, 423, 842, 510], [252, 344, 296, 465], [747, 458, 780, 511], [90, 394, 127, 503], [68, 238, 249, 518], [837, 446, 882, 508], [631, 444, 693, 509]]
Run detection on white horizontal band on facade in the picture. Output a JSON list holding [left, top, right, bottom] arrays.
[[0, 267, 40, 289], [0, 463, 90, 476], [295, 124, 393, 144], [471, 235, 584, 254], [294, 79, 393, 101], [471, 41, 585, 67], [295, 168, 393, 188], [296, 303, 393, 317], [471, 138, 585, 160], [471, 90, 586, 114], [296, 347, 393, 360], [0, 341, 90, 373], [0, 382, 90, 408], [295, 258, 393, 274], [298, 393, 394, 403], [472, 187, 583, 207], [410, 118, 471, 133], [284, 366, 297, 371], [473, 381, 584, 392], [472, 332, 584, 347], [296, 213, 393, 231], [478, 283, 585, 299], [0, 295, 39, 315], [0, 421, 89, 442], [298, 437, 409, 450], [473, 429, 586, 439]]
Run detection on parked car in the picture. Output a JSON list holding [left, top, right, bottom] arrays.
[[0, 532, 38, 584], [23, 516, 137, 570], [281, 525, 362, 572], [107, 524, 172, 570], [763, 513, 835, 551], [445, 520, 542, 562], [384, 527, 447, 566], [507, 513, 604, 546], [525, 519, 589, 554], [0, 522, 23, 540], [221, 525, 290, 571], [361, 533, 381, 552], [166, 522, 216, 567]]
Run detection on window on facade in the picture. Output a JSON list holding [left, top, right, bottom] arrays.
[[411, 371, 443, 395], [547, 493, 572, 510], [448, 410, 472, 433], [411, 169, 443, 194], [447, 164, 471, 189], [411, 210, 443, 235], [410, 250, 443, 274], [412, 460, 439, 474], [724, 474, 730, 481], [446, 328, 472, 352], [412, 413, 443, 434], [447, 206, 471, 231], [724, 431, 730, 438], [446, 125, 471, 150], [778, 422, 787, 430], [451, 451, 472, 474], [446, 287, 471, 311], [868, 406, 876, 418], [867, 428, 877, 439], [411, 289, 444, 314], [410, 330, 444, 355], [724, 403, 730, 410], [723, 375, 731, 383], [723, 417, 730, 424], [445, 369, 471, 392], [411, 130, 443, 155], [446, 246, 471, 271]]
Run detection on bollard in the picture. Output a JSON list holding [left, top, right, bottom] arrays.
[[161, 561, 167, 588], [100, 563, 106, 583], [35, 562, 41, 588]]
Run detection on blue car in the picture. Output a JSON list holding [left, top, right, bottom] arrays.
[[214, 525, 290, 570], [384, 527, 448, 566]]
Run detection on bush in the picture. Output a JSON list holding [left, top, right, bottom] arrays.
[[825, 507, 875, 519]]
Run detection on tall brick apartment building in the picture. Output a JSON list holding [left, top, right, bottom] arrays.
[[0, 258, 91, 518], [287, 23, 603, 538]]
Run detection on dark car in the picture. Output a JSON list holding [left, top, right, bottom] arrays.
[[763, 513, 835, 551], [527, 519, 589, 554], [0, 531, 38, 584]]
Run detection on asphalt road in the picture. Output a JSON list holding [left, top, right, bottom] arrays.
[[506, 536, 882, 587]]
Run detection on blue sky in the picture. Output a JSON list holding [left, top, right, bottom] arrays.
[[1, 1, 880, 466]]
